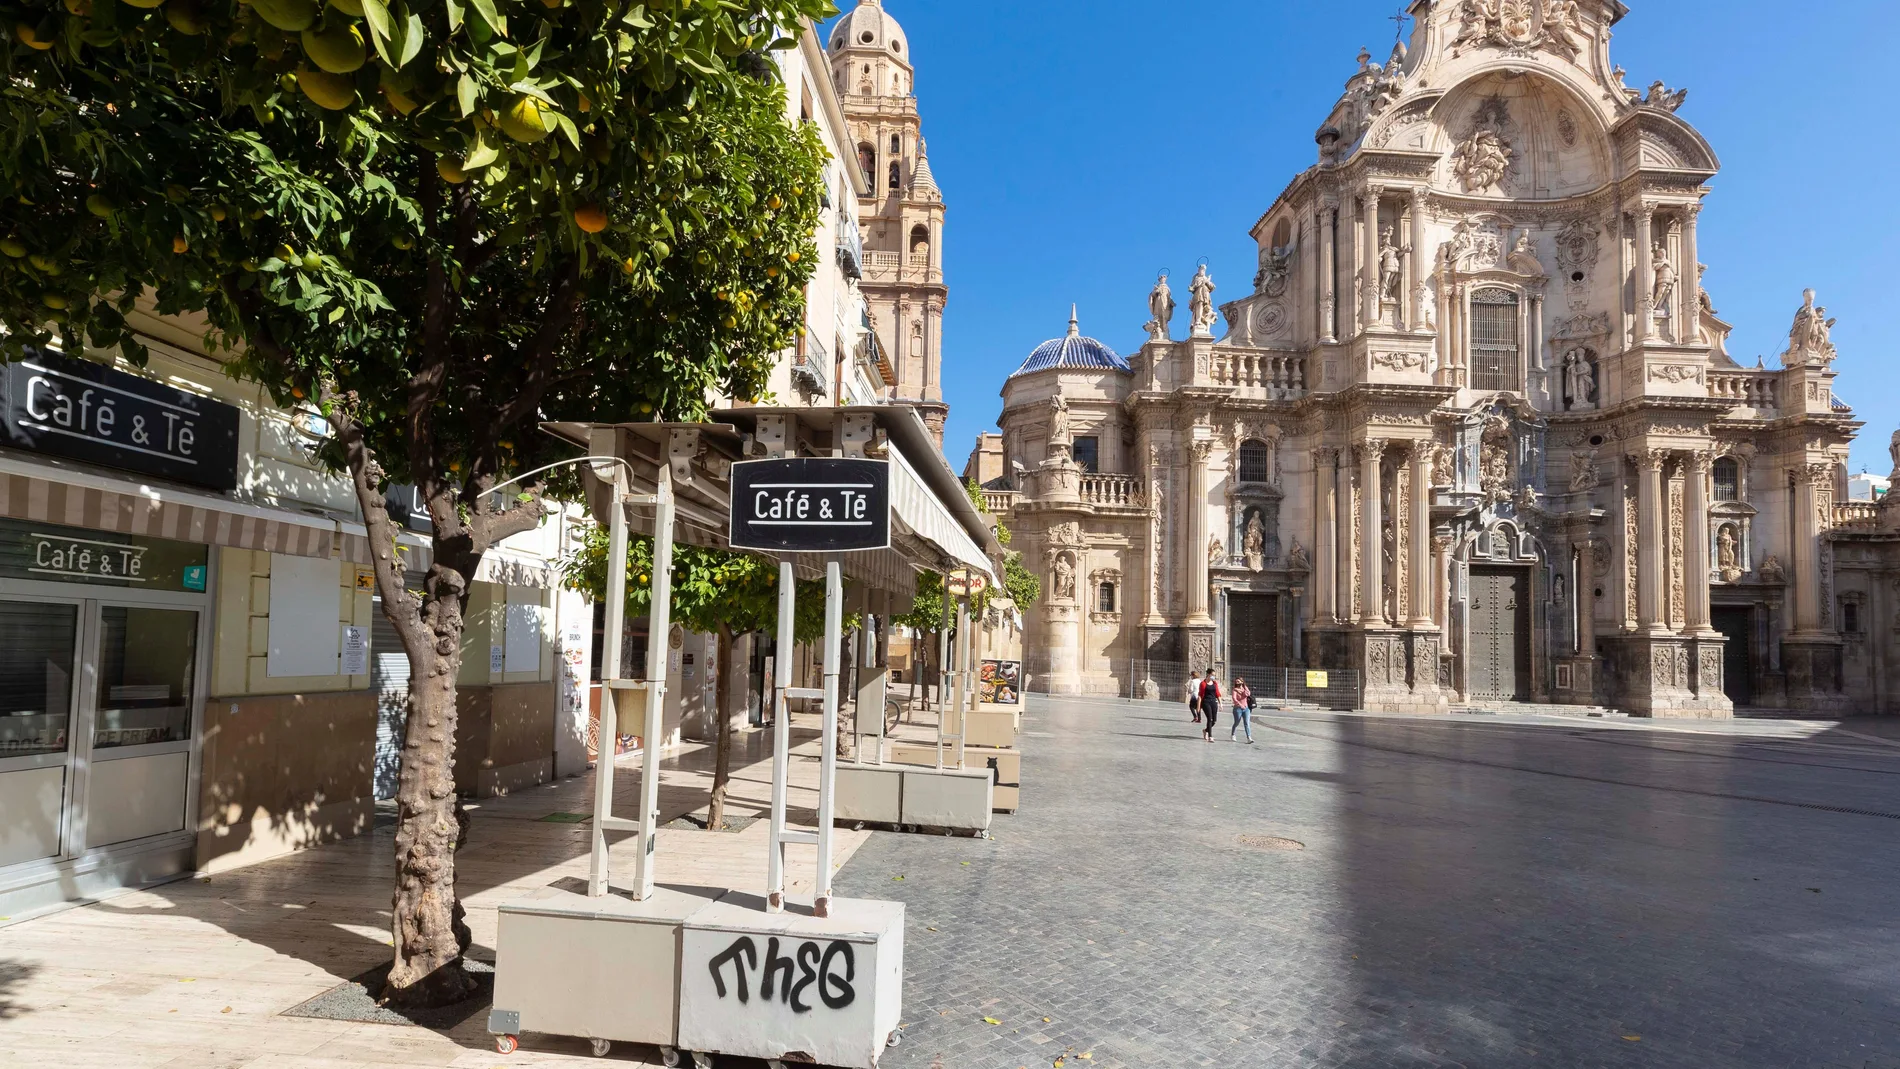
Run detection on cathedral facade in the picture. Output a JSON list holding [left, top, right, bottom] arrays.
[[983, 1, 1900, 716]]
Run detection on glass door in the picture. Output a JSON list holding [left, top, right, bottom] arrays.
[[77, 603, 200, 850], [0, 599, 82, 868]]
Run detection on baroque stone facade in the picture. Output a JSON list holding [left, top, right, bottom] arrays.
[[976, 2, 1888, 717]]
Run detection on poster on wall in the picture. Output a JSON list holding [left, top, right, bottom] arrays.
[[978, 660, 1021, 706]]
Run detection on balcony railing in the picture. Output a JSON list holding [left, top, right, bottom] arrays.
[[980, 490, 1020, 515], [1707, 370, 1778, 415], [1079, 473, 1146, 509], [1834, 501, 1880, 531], [792, 333, 829, 399], [836, 219, 864, 281], [1211, 351, 1308, 398]]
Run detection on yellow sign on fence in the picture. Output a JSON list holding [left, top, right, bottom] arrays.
[[1305, 671, 1329, 689]]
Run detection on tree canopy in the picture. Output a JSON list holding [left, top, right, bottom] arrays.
[[559, 526, 837, 644]]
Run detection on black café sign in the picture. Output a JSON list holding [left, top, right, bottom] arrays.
[[2, 350, 241, 491], [728, 458, 891, 553]]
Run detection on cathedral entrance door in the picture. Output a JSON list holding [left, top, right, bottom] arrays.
[[1468, 567, 1530, 702], [1711, 605, 1754, 706], [1228, 593, 1281, 672]]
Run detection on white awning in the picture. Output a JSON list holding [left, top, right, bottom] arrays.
[[889, 445, 996, 586]]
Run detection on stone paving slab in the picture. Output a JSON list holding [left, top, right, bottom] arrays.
[[835, 696, 1900, 1068]]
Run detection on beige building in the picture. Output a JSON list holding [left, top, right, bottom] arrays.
[[981, 1, 1896, 717], [826, 0, 950, 446]]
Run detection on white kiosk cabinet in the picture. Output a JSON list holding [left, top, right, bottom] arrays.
[[678, 893, 905, 1067]]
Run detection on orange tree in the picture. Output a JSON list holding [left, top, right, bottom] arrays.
[[0, 0, 833, 1004]]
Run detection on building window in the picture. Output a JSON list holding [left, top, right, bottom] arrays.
[[889, 161, 901, 190], [857, 144, 875, 189], [889, 133, 901, 154], [1098, 582, 1117, 614], [1844, 600, 1861, 634], [1470, 287, 1521, 393], [1713, 457, 1741, 502], [1237, 440, 1271, 483], [1072, 436, 1100, 473]]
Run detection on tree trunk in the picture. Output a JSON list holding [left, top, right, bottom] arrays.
[[707, 626, 734, 831]]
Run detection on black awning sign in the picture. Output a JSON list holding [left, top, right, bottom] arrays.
[[729, 457, 891, 553], [1, 349, 241, 491]]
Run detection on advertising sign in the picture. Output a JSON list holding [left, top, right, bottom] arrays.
[[944, 570, 989, 598], [728, 458, 891, 554], [978, 660, 1021, 706], [0, 517, 209, 591], [1, 349, 240, 491]]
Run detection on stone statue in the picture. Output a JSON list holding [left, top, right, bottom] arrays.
[[1568, 451, 1599, 493], [1452, 126, 1514, 194], [1759, 555, 1786, 584], [1718, 525, 1742, 583], [1286, 541, 1311, 573], [1208, 535, 1225, 566], [1561, 347, 1597, 411], [1378, 226, 1407, 303], [1431, 443, 1455, 488], [1243, 513, 1267, 572], [1544, 0, 1585, 56], [1783, 289, 1838, 366], [1256, 244, 1292, 297], [1651, 242, 1676, 317], [1189, 264, 1218, 336], [1553, 574, 1567, 605], [1052, 554, 1075, 601], [1146, 271, 1175, 341], [1048, 394, 1072, 449], [1507, 230, 1545, 277], [1890, 429, 1900, 480]]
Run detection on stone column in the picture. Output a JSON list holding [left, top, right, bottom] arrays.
[[1187, 439, 1213, 626], [1577, 541, 1599, 656], [1361, 187, 1383, 330], [1432, 534, 1454, 628], [1634, 204, 1657, 342], [1679, 205, 1701, 346], [1790, 463, 1827, 634], [1408, 443, 1434, 628], [1359, 439, 1387, 628], [1335, 450, 1354, 622], [1315, 448, 1339, 623], [1636, 449, 1668, 633], [1320, 201, 1338, 344], [1408, 186, 1429, 332], [1683, 451, 1714, 635]]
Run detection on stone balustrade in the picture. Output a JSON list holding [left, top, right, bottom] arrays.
[[980, 490, 1020, 515], [1210, 351, 1307, 398], [1078, 473, 1146, 509], [1834, 501, 1880, 530], [1706, 369, 1779, 415]]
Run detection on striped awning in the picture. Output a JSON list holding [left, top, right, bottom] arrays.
[[0, 455, 372, 564]]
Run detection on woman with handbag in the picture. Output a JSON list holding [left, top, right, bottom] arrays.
[[1229, 677, 1256, 743]]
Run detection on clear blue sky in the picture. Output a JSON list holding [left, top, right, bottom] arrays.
[[820, 1, 1900, 478]]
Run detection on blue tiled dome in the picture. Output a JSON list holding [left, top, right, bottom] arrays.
[[1008, 308, 1131, 378]]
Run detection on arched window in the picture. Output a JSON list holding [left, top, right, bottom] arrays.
[[909, 224, 930, 260], [889, 133, 901, 155], [1270, 218, 1293, 251], [1470, 287, 1521, 393], [1713, 457, 1741, 502], [888, 161, 902, 190], [1097, 582, 1117, 614], [856, 144, 875, 189], [1237, 440, 1271, 483]]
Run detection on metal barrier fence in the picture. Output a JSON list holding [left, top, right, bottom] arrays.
[[1128, 661, 1361, 711]]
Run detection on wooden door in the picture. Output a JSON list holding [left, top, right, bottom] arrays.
[[1469, 568, 1530, 701], [1228, 594, 1281, 671]]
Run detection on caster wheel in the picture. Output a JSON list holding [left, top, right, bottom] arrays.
[[888, 1029, 903, 1047], [660, 1047, 681, 1068], [590, 1038, 611, 1057], [854, 821, 864, 831], [691, 1052, 714, 1069], [495, 1034, 519, 1055]]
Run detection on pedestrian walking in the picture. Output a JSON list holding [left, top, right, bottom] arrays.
[[1197, 669, 1220, 742], [1230, 677, 1255, 743], [1186, 675, 1201, 723]]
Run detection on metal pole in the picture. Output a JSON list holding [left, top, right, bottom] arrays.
[[632, 461, 676, 901], [767, 558, 795, 913], [587, 483, 629, 897], [954, 589, 971, 768], [935, 582, 951, 769], [815, 557, 843, 917]]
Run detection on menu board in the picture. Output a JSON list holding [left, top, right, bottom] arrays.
[[978, 659, 1021, 706]]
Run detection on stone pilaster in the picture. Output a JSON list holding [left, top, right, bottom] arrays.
[[1358, 439, 1387, 628], [1186, 439, 1214, 626], [1407, 443, 1433, 628]]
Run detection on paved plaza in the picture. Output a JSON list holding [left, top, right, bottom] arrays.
[[836, 697, 1900, 1068]]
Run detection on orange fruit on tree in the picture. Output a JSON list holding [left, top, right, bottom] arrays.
[[573, 204, 609, 233]]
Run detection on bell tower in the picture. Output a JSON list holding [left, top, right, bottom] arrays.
[[827, 1, 949, 446]]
